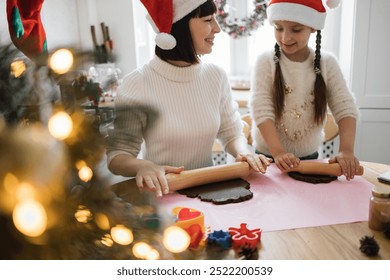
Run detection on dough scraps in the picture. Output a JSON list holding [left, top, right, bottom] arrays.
[[177, 178, 252, 205], [288, 172, 338, 184]]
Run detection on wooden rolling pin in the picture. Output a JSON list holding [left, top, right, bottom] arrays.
[[289, 161, 364, 177], [165, 161, 364, 192], [166, 162, 251, 192]]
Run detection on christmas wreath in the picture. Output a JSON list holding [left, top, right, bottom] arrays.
[[215, 0, 267, 39]]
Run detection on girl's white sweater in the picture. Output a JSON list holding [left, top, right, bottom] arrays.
[[250, 49, 358, 157]]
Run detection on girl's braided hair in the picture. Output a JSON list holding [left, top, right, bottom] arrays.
[[272, 30, 327, 125]]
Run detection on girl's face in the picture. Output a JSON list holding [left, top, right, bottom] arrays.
[[189, 14, 221, 55], [274, 20, 315, 62]]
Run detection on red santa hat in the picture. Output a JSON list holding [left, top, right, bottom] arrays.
[[6, 0, 47, 59], [140, 0, 207, 50], [267, 0, 341, 30]]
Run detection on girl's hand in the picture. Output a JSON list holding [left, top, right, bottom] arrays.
[[236, 153, 272, 173], [274, 152, 300, 172], [135, 164, 184, 196], [329, 151, 360, 180]]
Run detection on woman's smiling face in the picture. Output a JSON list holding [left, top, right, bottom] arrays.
[[189, 14, 221, 55]]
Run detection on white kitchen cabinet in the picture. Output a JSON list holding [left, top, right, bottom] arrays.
[[356, 109, 390, 164], [340, 0, 390, 164]]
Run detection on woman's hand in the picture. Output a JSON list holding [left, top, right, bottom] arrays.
[[236, 153, 272, 173], [135, 164, 184, 196], [329, 151, 360, 180], [274, 152, 300, 172]]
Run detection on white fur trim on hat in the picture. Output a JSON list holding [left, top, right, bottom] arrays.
[[172, 0, 207, 23], [267, 2, 327, 30]]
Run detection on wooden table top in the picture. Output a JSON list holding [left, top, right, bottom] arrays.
[[111, 161, 390, 260]]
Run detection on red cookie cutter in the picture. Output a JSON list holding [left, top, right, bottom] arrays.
[[228, 223, 262, 250], [172, 207, 206, 249]]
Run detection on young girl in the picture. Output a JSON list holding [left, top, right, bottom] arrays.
[[106, 0, 270, 197], [250, 0, 360, 180]]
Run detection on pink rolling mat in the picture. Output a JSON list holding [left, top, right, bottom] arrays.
[[158, 162, 374, 232]]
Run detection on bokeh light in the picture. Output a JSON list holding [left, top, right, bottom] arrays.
[[162, 226, 190, 253], [146, 249, 160, 260], [78, 166, 93, 182], [48, 111, 73, 140], [16, 182, 36, 202], [132, 242, 152, 259], [74, 205, 93, 223], [12, 199, 47, 237], [101, 234, 114, 247], [76, 160, 86, 170], [111, 225, 134, 246], [3, 173, 19, 194], [49, 48, 74, 74], [94, 213, 110, 230], [10, 60, 26, 78]]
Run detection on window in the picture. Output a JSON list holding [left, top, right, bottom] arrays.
[[201, 22, 277, 79], [132, 0, 155, 67]]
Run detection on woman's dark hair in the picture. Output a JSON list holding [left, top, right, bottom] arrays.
[[272, 30, 327, 125], [155, 0, 216, 64]]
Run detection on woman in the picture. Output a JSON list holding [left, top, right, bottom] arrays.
[[106, 0, 270, 197]]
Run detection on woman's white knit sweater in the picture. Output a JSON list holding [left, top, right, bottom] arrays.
[[250, 49, 358, 157], [106, 56, 244, 170]]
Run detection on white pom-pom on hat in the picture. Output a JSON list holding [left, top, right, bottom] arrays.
[[141, 0, 207, 50], [155, 33, 177, 50], [324, 0, 341, 9]]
